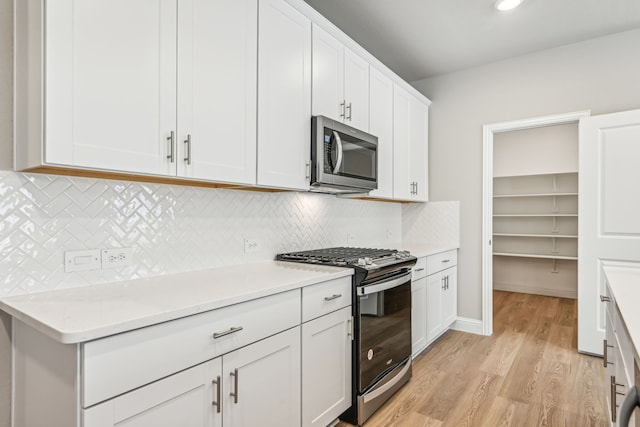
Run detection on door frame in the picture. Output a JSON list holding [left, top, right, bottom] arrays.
[[481, 110, 590, 336]]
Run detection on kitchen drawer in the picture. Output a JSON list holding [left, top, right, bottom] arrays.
[[426, 250, 457, 275], [412, 257, 427, 281], [82, 289, 300, 408], [302, 276, 352, 323]]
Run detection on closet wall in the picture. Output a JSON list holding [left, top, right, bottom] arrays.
[[493, 123, 578, 298]]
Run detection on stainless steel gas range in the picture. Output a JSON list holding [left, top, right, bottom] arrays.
[[276, 247, 416, 426]]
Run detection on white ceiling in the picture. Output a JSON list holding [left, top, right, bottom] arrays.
[[301, 0, 640, 82]]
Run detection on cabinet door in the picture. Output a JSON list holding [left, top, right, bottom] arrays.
[[223, 327, 301, 427], [441, 267, 457, 328], [257, 0, 311, 190], [368, 67, 394, 199], [45, 0, 177, 175], [302, 307, 352, 427], [343, 49, 369, 131], [426, 272, 444, 343], [392, 84, 412, 199], [83, 358, 221, 427], [409, 96, 429, 202], [411, 277, 428, 357], [311, 24, 344, 123], [177, 0, 257, 185]]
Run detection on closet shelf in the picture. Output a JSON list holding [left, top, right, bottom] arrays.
[[493, 192, 578, 198], [493, 233, 578, 238], [493, 213, 578, 217], [493, 252, 578, 261], [493, 171, 578, 179]]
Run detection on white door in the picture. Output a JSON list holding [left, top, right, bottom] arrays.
[[392, 84, 411, 199], [442, 267, 457, 327], [578, 109, 640, 354], [409, 97, 429, 202], [177, 0, 257, 185], [311, 24, 344, 123], [343, 49, 369, 131], [426, 273, 444, 342], [257, 0, 311, 190], [368, 67, 393, 199], [83, 358, 221, 427], [301, 307, 352, 427], [223, 327, 301, 427], [45, 0, 177, 176], [411, 277, 428, 357]]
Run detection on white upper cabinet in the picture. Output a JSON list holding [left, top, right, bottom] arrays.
[[42, 0, 257, 184], [257, 0, 312, 191], [367, 67, 394, 199], [393, 84, 429, 202], [177, 0, 257, 185], [312, 24, 369, 131], [45, 0, 178, 176]]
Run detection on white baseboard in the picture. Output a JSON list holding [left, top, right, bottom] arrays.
[[451, 317, 484, 335], [493, 282, 576, 299]]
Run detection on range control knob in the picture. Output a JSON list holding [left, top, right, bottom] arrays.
[[364, 257, 373, 265], [357, 258, 367, 266], [395, 250, 410, 259]]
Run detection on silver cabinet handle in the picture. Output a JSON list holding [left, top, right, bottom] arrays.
[[230, 368, 239, 404], [184, 134, 191, 165], [603, 339, 614, 368], [348, 316, 354, 340], [442, 259, 451, 264], [324, 294, 342, 301], [600, 295, 611, 302], [212, 326, 243, 339], [414, 268, 425, 272], [166, 131, 175, 163], [612, 376, 626, 422], [340, 100, 346, 118], [305, 161, 311, 180], [442, 276, 446, 290], [415, 181, 418, 195], [212, 376, 221, 413], [346, 102, 352, 121]]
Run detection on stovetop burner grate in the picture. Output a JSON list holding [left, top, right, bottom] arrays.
[[276, 247, 397, 265]]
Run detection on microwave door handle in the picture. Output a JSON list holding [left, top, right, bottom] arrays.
[[332, 130, 343, 174]]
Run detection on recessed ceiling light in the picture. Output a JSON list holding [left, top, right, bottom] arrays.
[[495, 0, 523, 11]]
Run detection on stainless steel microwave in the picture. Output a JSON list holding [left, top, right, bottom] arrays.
[[310, 115, 378, 194]]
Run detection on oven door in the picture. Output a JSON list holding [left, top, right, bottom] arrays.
[[357, 271, 412, 393]]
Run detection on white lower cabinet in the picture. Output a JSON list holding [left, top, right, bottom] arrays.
[[83, 358, 222, 427], [302, 306, 352, 427], [222, 327, 301, 427], [412, 250, 458, 358], [84, 327, 300, 427]]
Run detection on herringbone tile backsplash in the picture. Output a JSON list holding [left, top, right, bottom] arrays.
[[0, 171, 406, 297]]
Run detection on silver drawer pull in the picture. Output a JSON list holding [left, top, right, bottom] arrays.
[[324, 294, 342, 301], [212, 326, 243, 339], [600, 295, 611, 302], [442, 259, 451, 263], [414, 268, 425, 272], [212, 376, 221, 413]]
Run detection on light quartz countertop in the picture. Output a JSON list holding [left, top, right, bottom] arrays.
[[0, 261, 351, 344], [603, 265, 640, 360], [395, 242, 459, 258]]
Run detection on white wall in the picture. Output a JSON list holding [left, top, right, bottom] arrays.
[[413, 28, 640, 320]]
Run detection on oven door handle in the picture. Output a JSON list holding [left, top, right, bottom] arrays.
[[359, 272, 412, 296]]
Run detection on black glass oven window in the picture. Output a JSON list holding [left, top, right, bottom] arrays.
[[358, 281, 411, 393]]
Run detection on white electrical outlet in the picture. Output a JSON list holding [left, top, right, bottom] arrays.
[[64, 249, 101, 272], [101, 247, 133, 269], [244, 238, 259, 253]]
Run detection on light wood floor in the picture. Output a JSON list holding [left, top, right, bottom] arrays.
[[338, 291, 609, 427]]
